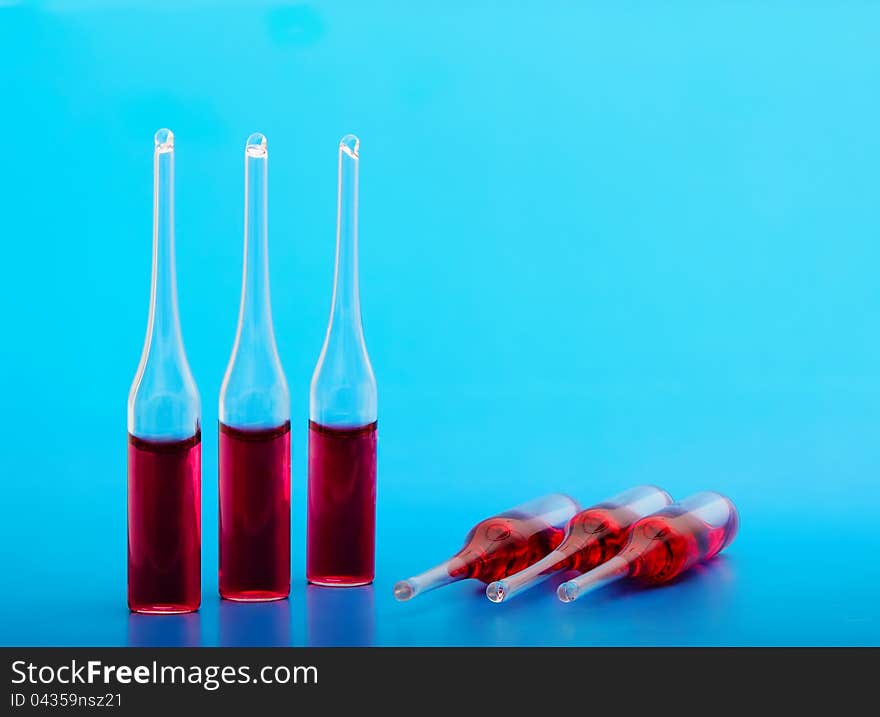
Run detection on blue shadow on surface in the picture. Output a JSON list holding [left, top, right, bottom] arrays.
[[218, 599, 292, 647], [127, 613, 201, 647], [306, 586, 375, 647]]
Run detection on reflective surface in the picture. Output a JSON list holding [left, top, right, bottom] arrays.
[[1, 1, 879, 645]]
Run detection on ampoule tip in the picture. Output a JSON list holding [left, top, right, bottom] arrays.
[[485, 581, 506, 603], [557, 581, 579, 603], [340, 133, 359, 158], [154, 128, 174, 153], [246, 132, 268, 157], [393, 580, 415, 602]]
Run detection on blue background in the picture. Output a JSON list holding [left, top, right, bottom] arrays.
[[1, 1, 878, 646]]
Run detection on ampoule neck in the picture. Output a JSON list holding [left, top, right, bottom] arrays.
[[236, 135, 277, 346], [393, 557, 464, 601], [220, 134, 289, 428], [328, 138, 364, 336], [128, 129, 200, 440], [148, 137, 185, 350], [310, 135, 376, 427], [485, 545, 571, 603], [558, 554, 632, 602]]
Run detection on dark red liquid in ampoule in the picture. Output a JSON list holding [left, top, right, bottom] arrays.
[[624, 509, 737, 584], [549, 505, 640, 574], [450, 512, 566, 583], [219, 421, 291, 601], [128, 431, 201, 614], [307, 421, 377, 586]]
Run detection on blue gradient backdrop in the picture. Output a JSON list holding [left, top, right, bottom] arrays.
[[1, 1, 878, 646]]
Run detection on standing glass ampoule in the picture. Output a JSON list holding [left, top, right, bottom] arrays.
[[219, 133, 291, 602], [127, 129, 202, 614], [307, 134, 378, 586]]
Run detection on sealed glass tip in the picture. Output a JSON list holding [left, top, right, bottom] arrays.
[[393, 580, 415, 602], [557, 581, 578, 603], [486, 581, 506, 603], [246, 132, 268, 158], [154, 128, 174, 153], [340, 133, 359, 158]]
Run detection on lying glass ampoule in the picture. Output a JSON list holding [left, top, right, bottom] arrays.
[[219, 133, 291, 602], [394, 494, 580, 602], [127, 129, 202, 614], [485, 485, 672, 603], [307, 135, 378, 587], [557, 491, 739, 603]]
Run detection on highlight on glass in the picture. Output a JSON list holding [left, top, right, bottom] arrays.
[[557, 491, 739, 603], [127, 128, 202, 615], [485, 485, 673, 603], [218, 133, 291, 602], [393, 494, 580, 602], [307, 134, 379, 587]]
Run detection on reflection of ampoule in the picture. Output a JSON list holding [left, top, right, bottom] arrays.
[[307, 135, 378, 587], [486, 485, 672, 603], [394, 494, 580, 601], [219, 134, 291, 602], [127, 129, 201, 615], [557, 491, 739, 603]]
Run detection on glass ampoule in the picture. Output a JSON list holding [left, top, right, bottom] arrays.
[[219, 133, 291, 602], [127, 129, 202, 615], [485, 485, 672, 603], [394, 494, 580, 602], [557, 491, 739, 603], [307, 134, 378, 587]]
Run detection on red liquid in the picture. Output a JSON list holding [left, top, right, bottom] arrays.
[[622, 508, 738, 584], [549, 506, 641, 574], [307, 421, 377, 586], [128, 431, 201, 614], [219, 421, 291, 601], [449, 511, 566, 583]]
